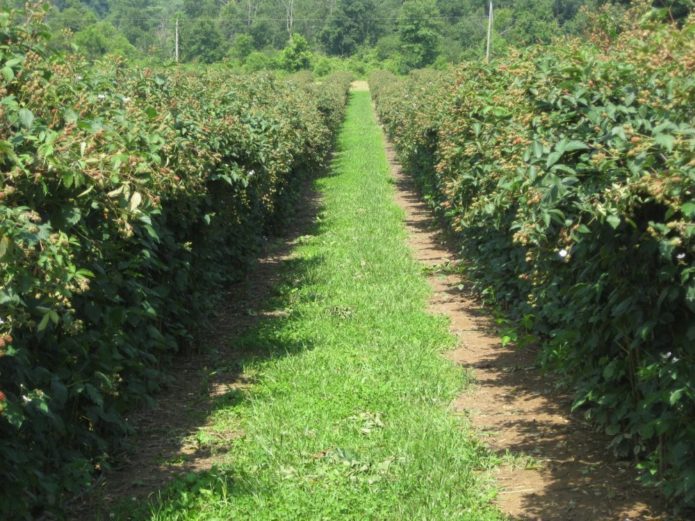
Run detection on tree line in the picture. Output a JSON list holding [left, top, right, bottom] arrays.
[[43, 0, 694, 71]]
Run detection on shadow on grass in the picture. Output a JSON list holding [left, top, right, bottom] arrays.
[[69, 171, 332, 520]]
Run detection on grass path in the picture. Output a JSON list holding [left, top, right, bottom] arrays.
[[136, 91, 502, 520]]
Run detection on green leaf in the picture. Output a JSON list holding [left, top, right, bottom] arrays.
[[62, 172, 74, 188], [564, 140, 589, 152], [533, 141, 543, 159], [18, 108, 34, 129], [546, 151, 563, 168], [1, 66, 14, 82], [129, 191, 143, 211], [681, 202, 695, 218], [685, 284, 695, 313], [37, 313, 51, 332], [654, 133, 675, 152], [64, 207, 81, 225], [63, 108, 78, 124], [669, 388, 684, 406], [84, 384, 103, 407], [3, 400, 25, 428], [0, 236, 10, 259], [606, 215, 621, 229]]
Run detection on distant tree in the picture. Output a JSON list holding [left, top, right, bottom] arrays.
[[110, 0, 162, 50], [553, 0, 586, 24], [184, 19, 225, 63], [280, 0, 296, 35], [229, 33, 254, 61], [249, 18, 277, 48], [219, 1, 247, 40], [74, 20, 136, 58], [51, 0, 98, 33], [279, 33, 311, 71], [53, 0, 110, 16], [653, 0, 693, 21], [398, 0, 442, 70], [503, 0, 560, 46], [243, 50, 277, 72], [183, 0, 218, 19], [320, 0, 379, 56]]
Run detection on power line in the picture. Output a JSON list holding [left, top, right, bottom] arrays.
[[104, 15, 490, 23]]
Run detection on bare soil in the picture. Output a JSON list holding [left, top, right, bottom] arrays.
[[350, 80, 370, 92], [384, 137, 677, 521], [68, 181, 322, 519]]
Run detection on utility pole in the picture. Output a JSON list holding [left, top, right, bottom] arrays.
[[485, 1, 493, 63], [175, 17, 180, 63]]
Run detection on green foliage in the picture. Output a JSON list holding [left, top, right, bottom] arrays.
[[0, 5, 352, 518], [73, 20, 136, 58], [228, 33, 254, 63], [280, 33, 312, 72], [320, 0, 379, 56], [372, 8, 695, 508], [183, 19, 224, 64], [108, 0, 161, 50], [45, 0, 616, 66], [49, 0, 98, 33], [242, 50, 279, 72], [398, 0, 442, 70]]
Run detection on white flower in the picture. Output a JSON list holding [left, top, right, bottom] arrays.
[[676, 253, 685, 260], [97, 94, 106, 100], [559, 249, 569, 258]]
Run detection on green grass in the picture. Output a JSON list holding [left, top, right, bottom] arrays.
[[128, 91, 502, 520]]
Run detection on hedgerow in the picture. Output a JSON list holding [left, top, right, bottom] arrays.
[[0, 5, 351, 518], [371, 8, 695, 508]]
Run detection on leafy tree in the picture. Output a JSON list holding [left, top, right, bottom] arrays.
[[183, 0, 218, 19], [243, 50, 278, 71], [53, 0, 111, 16], [50, 0, 98, 33], [45, 0, 671, 64], [553, 0, 586, 23], [279, 33, 311, 71], [73, 20, 136, 57], [184, 19, 225, 63], [504, 0, 560, 46], [653, 0, 693, 22], [219, 1, 247, 40], [320, 0, 379, 56], [228, 33, 254, 62], [249, 18, 279, 48], [109, 0, 162, 50], [398, 0, 442, 70]]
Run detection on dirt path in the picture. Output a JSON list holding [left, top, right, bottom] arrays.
[[383, 137, 675, 520], [350, 80, 369, 92], [69, 181, 322, 519]]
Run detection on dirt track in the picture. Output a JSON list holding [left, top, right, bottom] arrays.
[[384, 134, 674, 521]]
